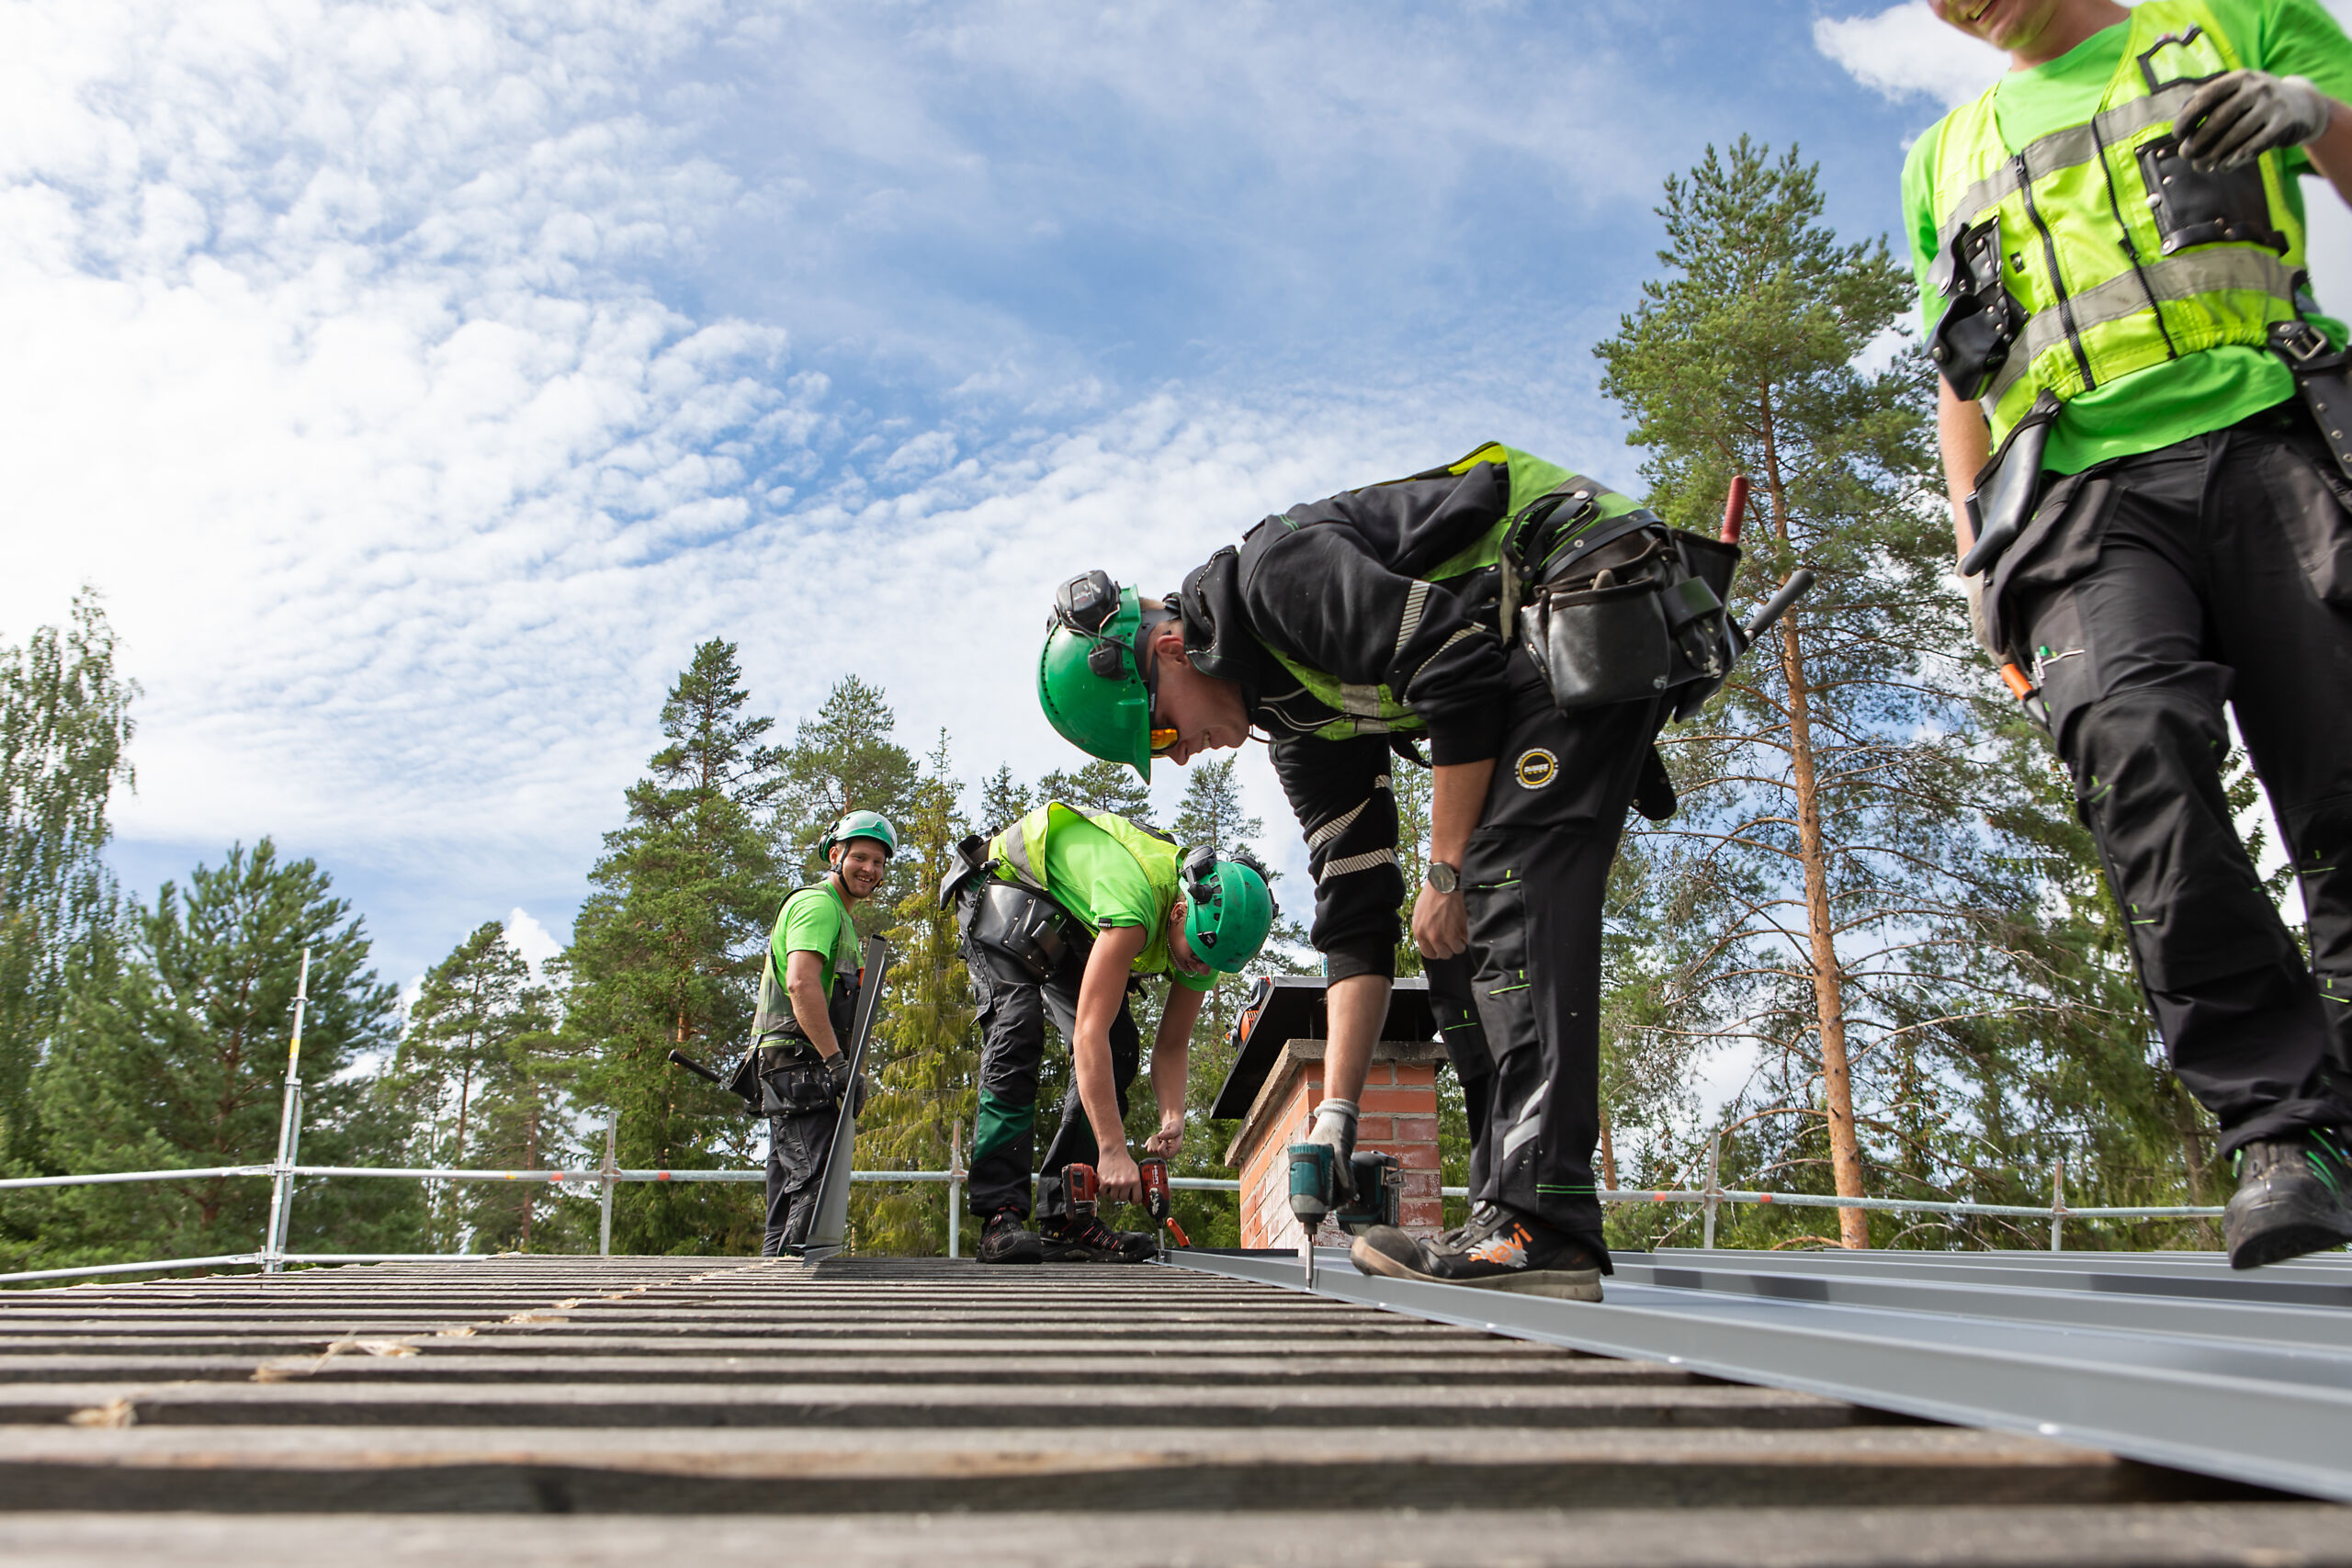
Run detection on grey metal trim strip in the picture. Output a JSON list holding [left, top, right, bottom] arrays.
[[1168, 1247, 2352, 1502]]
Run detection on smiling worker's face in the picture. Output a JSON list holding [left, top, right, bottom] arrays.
[[1930, 0, 2063, 51]]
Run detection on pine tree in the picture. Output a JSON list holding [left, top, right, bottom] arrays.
[[856, 735, 978, 1255], [0, 593, 135, 1168], [461, 979, 580, 1252], [779, 676, 918, 921], [977, 764, 1034, 837], [1595, 139, 2039, 1247], [1038, 759, 1153, 829], [393, 922, 563, 1251], [566, 641, 784, 1256], [22, 840, 416, 1269]]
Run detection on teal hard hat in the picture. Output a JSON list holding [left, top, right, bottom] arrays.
[[1179, 845, 1278, 975], [820, 810, 898, 861], [1037, 570, 1170, 782]]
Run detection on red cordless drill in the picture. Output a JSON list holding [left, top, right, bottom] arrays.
[[1136, 1156, 1188, 1248], [1064, 1161, 1098, 1221]]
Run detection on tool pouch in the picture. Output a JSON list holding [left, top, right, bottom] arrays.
[[1961, 389, 2063, 580], [760, 1059, 836, 1115], [2137, 135, 2288, 257], [1929, 218, 2028, 402], [937, 833, 991, 910], [2269, 319, 2352, 486], [722, 1051, 763, 1114], [965, 881, 1075, 981], [1517, 519, 1740, 716]]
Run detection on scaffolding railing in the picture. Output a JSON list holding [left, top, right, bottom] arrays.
[[1, 1154, 2221, 1287]]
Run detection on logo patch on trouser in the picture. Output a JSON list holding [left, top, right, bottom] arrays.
[[1515, 748, 1557, 788]]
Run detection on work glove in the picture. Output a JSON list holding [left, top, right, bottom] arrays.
[[2177, 70, 2332, 172], [825, 1052, 854, 1103]]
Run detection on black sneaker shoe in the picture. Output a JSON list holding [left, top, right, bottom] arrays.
[[976, 1210, 1042, 1266], [2225, 1128, 2352, 1269], [1353, 1206, 1606, 1301], [1039, 1216, 1156, 1264], [1347, 1223, 1427, 1277]]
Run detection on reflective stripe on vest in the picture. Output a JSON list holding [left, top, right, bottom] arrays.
[[1926, 1, 2305, 447], [1261, 443, 1635, 742]]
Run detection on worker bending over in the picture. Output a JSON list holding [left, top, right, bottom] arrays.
[[1917, 0, 2352, 1264], [748, 811, 892, 1255], [1040, 442, 1697, 1298], [945, 802, 1274, 1264]]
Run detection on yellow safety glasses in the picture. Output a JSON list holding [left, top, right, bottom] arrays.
[[1149, 727, 1180, 756]]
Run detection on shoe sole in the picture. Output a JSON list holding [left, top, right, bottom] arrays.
[[2228, 1214, 2352, 1269], [975, 1251, 1041, 1266], [1349, 1236, 1602, 1303], [2225, 1181, 2352, 1269]]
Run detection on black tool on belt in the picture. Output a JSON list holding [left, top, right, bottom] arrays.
[[2270, 315, 2352, 485]]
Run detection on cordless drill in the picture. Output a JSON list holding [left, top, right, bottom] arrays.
[[1064, 1161, 1098, 1222], [1136, 1156, 1188, 1250]]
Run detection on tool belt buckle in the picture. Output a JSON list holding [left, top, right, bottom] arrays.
[[2273, 320, 2331, 367]]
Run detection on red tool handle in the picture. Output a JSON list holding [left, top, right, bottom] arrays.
[[1999, 662, 2036, 701], [1721, 474, 1750, 546], [1064, 1162, 1098, 1217], [1137, 1156, 1171, 1224]]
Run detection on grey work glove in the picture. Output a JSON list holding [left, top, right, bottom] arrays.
[[2177, 70, 2332, 171], [825, 1052, 854, 1102]]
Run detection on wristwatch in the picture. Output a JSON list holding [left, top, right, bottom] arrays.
[[1425, 860, 1459, 895]]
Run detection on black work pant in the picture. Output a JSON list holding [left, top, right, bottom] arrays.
[[1272, 651, 1657, 1241], [764, 1103, 838, 1256], [2002, 407, 2352, 1154], [964, 919, 1141, 1223]]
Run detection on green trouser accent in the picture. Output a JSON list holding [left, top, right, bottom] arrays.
[[974, 1089, 1035, 1167]]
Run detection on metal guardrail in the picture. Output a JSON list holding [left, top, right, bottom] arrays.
[[0, 1156, 2225, 1287]]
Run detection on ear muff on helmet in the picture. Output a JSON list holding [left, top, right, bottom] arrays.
[[1038, 573, 1176, 780], [1179, 846, 1277, 975]]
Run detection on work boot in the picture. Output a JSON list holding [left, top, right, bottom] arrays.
[[976, 1210, 1042, 1266], [2224, 1128, 2352, 1269], [1039, 1215, 1156, 1264], [1351, 1205, 1607, 1302]]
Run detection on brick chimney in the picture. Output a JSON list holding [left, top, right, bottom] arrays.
[[1224, 1038, 1446, 1249]]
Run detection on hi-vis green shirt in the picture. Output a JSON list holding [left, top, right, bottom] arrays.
[[1902, 0, 2352, 475], [987, 804, 1216, 993], [750, 879, 860, 1046]]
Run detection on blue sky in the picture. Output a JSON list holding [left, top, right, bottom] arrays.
[[3, 0, 2344, 993]]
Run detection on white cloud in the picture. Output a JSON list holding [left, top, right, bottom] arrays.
[[1815, 4, 2006, 109], [3, 0, 1653, 976], [503, 907, 561, 977]]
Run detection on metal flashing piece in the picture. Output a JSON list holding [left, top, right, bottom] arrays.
[[1170, 1247, 2352, 1503], [796, 935, 894, 1259]]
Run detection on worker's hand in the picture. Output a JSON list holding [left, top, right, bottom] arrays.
[[1411, 883, 1468, 960], [825, 1053, 854, 1101], [1097, 1147, 1144, 1203], [1146, 1113, 1184, 1158], [2177, 71, 2332, 171]]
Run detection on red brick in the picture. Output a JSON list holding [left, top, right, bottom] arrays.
[[1402, 1200, 1444, 1228], [1401, 1171, 1439, 1196], [1391, 1114, 1439, 1143], [1357, 1086, 1437, 1113], [1353, 1115, 1394, 1144], [1396, 1145, 1442, 1171], [1395, 1063, 1438, 1086]]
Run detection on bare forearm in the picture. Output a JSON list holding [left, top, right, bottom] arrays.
[[1938, 379, 1991, 564], [784, 954, 841, 1056], [1429, 760, 1494, 865], [2303, 95, 2352, 205], [1152, 986, 1203, 1122]]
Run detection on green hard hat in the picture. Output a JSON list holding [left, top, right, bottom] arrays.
[[1179, 846, 1278, 975], [820, 810, 898, 861], [1038, 570, 1158, 781]]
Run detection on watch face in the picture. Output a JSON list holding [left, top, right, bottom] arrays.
[[1427, 862, 1457, 894]]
